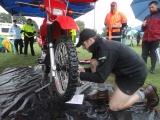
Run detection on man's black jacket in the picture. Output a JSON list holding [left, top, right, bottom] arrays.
[[80, 37, 148, 83]]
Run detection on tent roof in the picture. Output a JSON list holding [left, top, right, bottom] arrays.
[[0, 0, 97, 18]]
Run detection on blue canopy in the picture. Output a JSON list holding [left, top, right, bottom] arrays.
[[0, 0, 95, 18]]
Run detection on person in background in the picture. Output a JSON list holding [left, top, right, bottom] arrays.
[[142, 1, 160, 74], [121, 26, 128, 44], [9, 19, 23, 54], [104, 1, 127, 42], [129, 35, 134, 47], [21, 18, 36, 56], [70, 29, 77, 45], [136, 31, 141, 46]]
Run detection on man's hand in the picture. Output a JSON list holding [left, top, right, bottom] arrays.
[[142, 20, 147, 27], [78, 65, 85, 77], [78, 66, 85, 73], [112, 23, 122, 28], [108, 36, 112, 40]]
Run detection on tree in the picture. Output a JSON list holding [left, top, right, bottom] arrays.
[[13, 16, 27, 24], [76, 20, 85, 32], [0, 13, 39, 32], [0, 13, 12, 23], [0, 13, 27, 24]]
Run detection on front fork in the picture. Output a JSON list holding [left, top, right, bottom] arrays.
[[47, 24, 56, 78], [49, 43, 56, 77]]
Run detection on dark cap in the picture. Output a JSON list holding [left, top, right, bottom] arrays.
[[13, 19, 17, 23], [76, 28, 96, 47], [27, 18, 32, 20], [27, 18, 32, 22], [111, 1, 117, 6]]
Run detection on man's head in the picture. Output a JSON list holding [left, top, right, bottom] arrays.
[[26, 18, 32, 25], [110, 1, 117, 13], [13, 19, 17, 25], [148, 1, 159, 13], [76, 28, 96, 50]]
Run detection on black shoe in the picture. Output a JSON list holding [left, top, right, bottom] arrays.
[[144, 85, 159, 109], [150, 69, 156, 74]]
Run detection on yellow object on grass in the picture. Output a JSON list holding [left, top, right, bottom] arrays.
[[2, 38, 14, 52]]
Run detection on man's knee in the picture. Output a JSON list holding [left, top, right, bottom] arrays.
[[109, 101, 123, 111], [150, 50, 157, 58], [142, 53, 147, 58], [109, 88, 131, 111]]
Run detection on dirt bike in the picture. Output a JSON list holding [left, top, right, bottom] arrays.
[[16, 0, 97, 103]]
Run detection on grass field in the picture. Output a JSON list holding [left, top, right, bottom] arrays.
[[0, 43, 41, 72], [0, 42, 160, 108]]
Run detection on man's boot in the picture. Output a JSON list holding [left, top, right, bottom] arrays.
[[150, 68, 156, 74], [144, 85, 159, 109], [150, 66, 156, 74]]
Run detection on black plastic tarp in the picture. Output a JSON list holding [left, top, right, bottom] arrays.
[[0, 66, 160, 120]]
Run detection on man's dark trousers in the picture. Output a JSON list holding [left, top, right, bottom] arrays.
[[14, 39, 23, 54], [142, 41, 159, 70], [24, 36, 35, 56]]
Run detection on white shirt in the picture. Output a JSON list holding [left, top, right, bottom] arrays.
[[9, 25, 22, 39]]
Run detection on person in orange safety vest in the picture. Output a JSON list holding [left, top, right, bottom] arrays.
[[104, 1, 127, 42]]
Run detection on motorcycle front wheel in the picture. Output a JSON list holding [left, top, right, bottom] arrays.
[[51, 40, 78, 102]]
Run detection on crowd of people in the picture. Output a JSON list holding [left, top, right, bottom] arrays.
[[9, 18, 36, 56]]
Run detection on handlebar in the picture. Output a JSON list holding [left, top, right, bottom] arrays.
[[16, 1, 39, 7], [15, 1, 45, 9]]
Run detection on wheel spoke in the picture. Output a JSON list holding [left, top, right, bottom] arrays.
[[54, 42, 69, 95]]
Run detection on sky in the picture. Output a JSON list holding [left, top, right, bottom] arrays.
[[76, 0, 142, 33], [0, 0, 142, 33]]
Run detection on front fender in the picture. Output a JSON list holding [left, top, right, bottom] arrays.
[[55, 16, 79, 30]]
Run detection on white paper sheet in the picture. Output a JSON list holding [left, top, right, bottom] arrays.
[[66, 94, 84, 104]]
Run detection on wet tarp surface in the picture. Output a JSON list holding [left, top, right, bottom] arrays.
[[0, 66, 160, 120]]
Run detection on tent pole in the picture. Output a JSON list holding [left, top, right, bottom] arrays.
[[11, 15, 14, 23], [93, 3, 96, 30]]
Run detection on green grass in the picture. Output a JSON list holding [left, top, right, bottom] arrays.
[[0, 42, 160, 109], [0, 43, 41, 72], [77, 48, 91, 60]]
